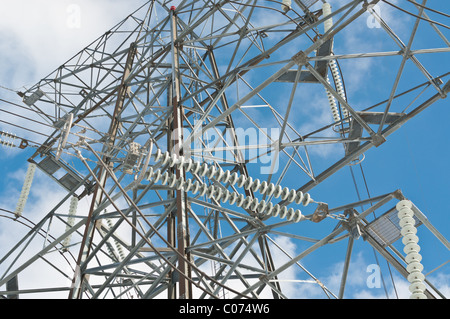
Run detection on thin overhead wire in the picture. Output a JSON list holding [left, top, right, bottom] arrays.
[[382, 0, 450, 30], [405, 0, 450, 18]]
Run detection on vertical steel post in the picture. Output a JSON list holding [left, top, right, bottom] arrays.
[[69, 42, 137, 299], [170, 7, 192, 299]]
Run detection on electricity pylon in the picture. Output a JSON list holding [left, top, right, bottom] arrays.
[[0, 0, 449, 299]]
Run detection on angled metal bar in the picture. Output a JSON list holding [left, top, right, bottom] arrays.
[[411, 204, 450, 250], [377, 0, 428, 134], [338, 237, 354, 299]]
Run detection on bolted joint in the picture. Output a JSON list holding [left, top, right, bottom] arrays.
[[371, 133, 386, 147], [292, 50, 308, 66]]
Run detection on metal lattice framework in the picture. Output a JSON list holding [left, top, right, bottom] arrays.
[[0, 0, 449, 299]]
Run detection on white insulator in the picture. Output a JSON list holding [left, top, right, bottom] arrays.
[[147, 150, 315, 223], [14, 163, 37, 218], [322, 3, 349, 122], [236, 194, 245, 207], [62, 196, 78, 250], [250, 198, 259, 211], [199, 163, 209, 177], [191, 180, 201, 195], [220, 170, 230, 184], [285, 207, 295, 221], [398, 207, 414, 219], [242, 196, 253, 210], [271, 205, 281, 217], [237, 174, 247, 188], [167, 174, 177, 188], [279, 206, 288, 219], [184, 158, 194, 172], [264, 201, 274, 217], [175, 176, 184, 190], [280, 187, 290, 201], [281, 0, 291, 13], [329, 59, 349, 119], [293, 210, 302, 223], [408, 272, 425, 284], [286, 189, 297, 203], [229, 192, 238, 205], [206, 166, 217, 179], [161, 151, 171, 166], [228, 172, 239, 186], [402, 234, 419, 246], [265, 183, 275, 197], [176, 155, 185, 169], [221, 190, 230, 203], [191, 161, 201, 175], [396, 200, 413, 210], [400, 224, 417, 236], [273, 185, 283, 198], [405, 252, 422, 264], [215, 167, 225, 182], [259, 181, 268, 195], [399, 216, 415, 228], [404, 242, 421, 254], [153, 170, 162, 183], [326, 76, 341, 123], [243, 176, 253, 191], [250, 179, 261, 193], [397, 200, 427, 299], [154, 148, 163, 162], [198, 184, 208, 197], [206, 185, 215, 199], [406, 262, 424, 274], [322, 2, 333, 33], [302, 193, 312, 206], [183, 179, 193, 193], [256, 199, 267, 212], [161, 171, 170, 185], [106, 219, 125, 261], [294, 191, 304, 205], [147, 167, 156, 182], [169, 153, 178, 167]]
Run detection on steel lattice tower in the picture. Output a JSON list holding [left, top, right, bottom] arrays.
[[0, 0, 449, 299]]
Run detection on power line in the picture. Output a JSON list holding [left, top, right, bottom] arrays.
[[382, 0, 450, 30]]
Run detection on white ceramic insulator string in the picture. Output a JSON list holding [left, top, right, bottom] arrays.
[[107, 219, 126, 261], [62, 196, 78, 251], [326, 75, 341, 122], [146, 167, 303, 223], [0, 131, 17, 148], [322, 2, 349, 122], [329, 59, 349, 120], [322, 3, 334, 34], [396, 200, 427, 299], [14, 163, 36, 218], [153, 150, 313, 207]]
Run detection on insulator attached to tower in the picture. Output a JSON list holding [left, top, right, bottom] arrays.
[[396, 200, 427, 299], [281, 0, 291, 13], [0, 131, 18, 149], [152, 150, 314, 207], [322, 2, 349, 124], [62, 196, 78, 251], [106, 219, 126, 261], [123, 142, 142, 174], [14, 163, 37, 218], [145, 150, 325, 223]]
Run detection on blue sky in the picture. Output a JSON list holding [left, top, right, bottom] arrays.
[[0, 0, 448, 299]]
